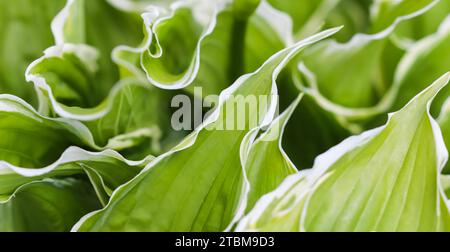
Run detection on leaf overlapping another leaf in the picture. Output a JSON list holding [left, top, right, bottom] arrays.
[[72, 27, 341, 232], [0, 94, 151, 230], [115, 0, 293, 96], [295, 0, 438, 124], [238, 73, 450, 232], [0, 0, 450, 232]]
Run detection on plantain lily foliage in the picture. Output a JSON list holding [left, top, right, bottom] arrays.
[[0, 0, 449, 232]]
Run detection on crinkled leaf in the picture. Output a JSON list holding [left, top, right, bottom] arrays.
[[238, 73, 450, 231], [0, 95, 146, 197], [294, 0, 436, 126], [393, 15, 450, 113], [394, 0, 450, 42], [0, 178, 101, 231], [118, 0, 289, 95], [72, 28, 340, 232], [370, 0, 436, 33], [26, 0, 176, 156], [27, 0, 143, 112], [0, 95, 100, 168], [267, 0, 371, 41]]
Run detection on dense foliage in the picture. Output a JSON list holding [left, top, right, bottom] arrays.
[[0, 0, 450, 231]]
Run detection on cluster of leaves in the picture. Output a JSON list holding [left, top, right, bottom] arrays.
[[0, 0, 450, 231]]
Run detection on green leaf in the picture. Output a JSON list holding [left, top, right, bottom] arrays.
[[106, 0, 176, 12], [267, 0, 371, 41], [293, 0, 437, 127], [26, 40, 171, 157], [117, 0, 290, 96], [72, 27, 341, 232], [0, 95, 148, 198], [392, 15, 450, 114], [26, 0, 143, 114], [438, 95, 450, 174], [370, 0, 436, 33], [279, 91, 352, 170], [0, 146, 145, 192], [243, 95, 300, 212], [80, 78, 171, 159], [238, 73, 450, 231], [0, 0, 66, 104], [0, 94, 100, 168], [24, 1, 196, 156], [0, 178, 101, 231], [236, 172, 310, 231], [442, 175, 450, 199], [394, 0, 450, 42]]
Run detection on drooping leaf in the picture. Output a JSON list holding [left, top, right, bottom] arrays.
[[0, 94, 99, 168], [0, 178, 101, 231], [0, 95, 147, 196]]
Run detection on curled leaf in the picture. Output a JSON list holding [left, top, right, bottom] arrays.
[[238, 73, 450, 232], [72, 27, 341, 232]]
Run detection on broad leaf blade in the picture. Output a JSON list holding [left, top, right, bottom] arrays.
[[72, 27, 341, 232], [243, 95, 300, 212], [239, 73, 450, 232], [0, 178, 101, 231]]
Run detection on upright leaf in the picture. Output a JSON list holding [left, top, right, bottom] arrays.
[[72, 27, 341, 232], [243, 95, 300, 212], [238, 73, 450, 231]]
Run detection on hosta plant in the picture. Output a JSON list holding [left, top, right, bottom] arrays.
[[0, 0, 449, 232]]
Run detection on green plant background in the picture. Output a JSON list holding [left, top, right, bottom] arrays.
[[0, 0, 449, 231]]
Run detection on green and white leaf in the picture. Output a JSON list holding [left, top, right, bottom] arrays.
[[294, 0, 437, 128], [26, 0, 144, 118], [0, 178, 101, 231], [242, 95, 300, 212], [374, 0, 450, 44], [0, 94, 149, 202], [116, 0, 292, 95], [442, 175, 450, 199], [267, 0, 371, 42], [71, 27, 340, 232], [392, 15, 450, 113], [238, 73, 450, 232]]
